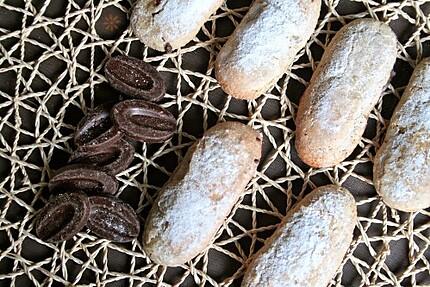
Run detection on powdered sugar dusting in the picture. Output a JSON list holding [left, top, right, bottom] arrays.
[[242, 185, 357, 287], [307, 19, 397, 136], [215, 0, 321, 99], [374, 58, 430, 211], [143, 123, 261, 265], [296, 19, 397, 167], [131, 0, 223, 51]]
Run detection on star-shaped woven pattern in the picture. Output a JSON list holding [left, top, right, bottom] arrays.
[[0, 0, 429, 286]]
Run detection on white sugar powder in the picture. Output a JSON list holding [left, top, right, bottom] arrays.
[[144, 124, 260, 265], [375, 60, 430, 208], [242, 186, 357, 287]]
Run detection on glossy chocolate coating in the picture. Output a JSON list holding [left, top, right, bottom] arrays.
[[74, 103, 121, 151], [111, 99, 176, 143], [49, 165, 118, 195], [105, 55, 166, 101], [87, 196, 140, 242], [35, 192, 90, 243], [69, 139, 135, 175]]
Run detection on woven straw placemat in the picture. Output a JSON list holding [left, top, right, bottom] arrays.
[[0, 0, 429, 286]]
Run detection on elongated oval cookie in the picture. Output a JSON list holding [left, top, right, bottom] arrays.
[[215, 0, 321, 100], [242, 185, 357, 287], [143, 122, 262, 265], [373, 58, 430, 212], [296, 19, 397, 168], [131, 0, 223, 52]]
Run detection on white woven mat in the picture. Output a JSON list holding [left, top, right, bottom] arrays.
[[0, 0, 429, 286]]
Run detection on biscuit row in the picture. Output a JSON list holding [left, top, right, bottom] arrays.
[[128, 1, 429, 285], [130, 0, 429, 213]]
